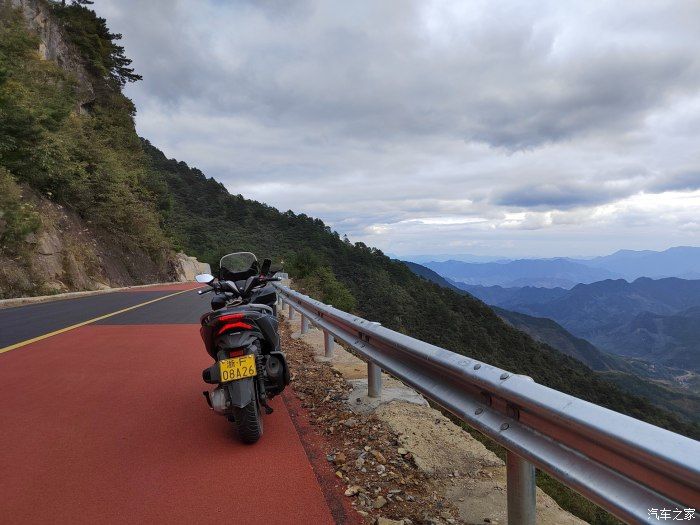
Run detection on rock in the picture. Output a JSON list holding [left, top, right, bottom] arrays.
[[344, 485, 363, 497], [397, 447, 408, 455], [371, 450, 387, 464], [376, 464, 386, 474], [333, 452, 347, 465], [355, 457, 365, 469], [373, 495, 388, 509], [375, 518, 403, 525], [343, 418, 358, 428], [172, 252, 211, 282]]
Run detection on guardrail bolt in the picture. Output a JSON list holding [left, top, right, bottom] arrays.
[[473, 364, 481, 370], [500, 423, 509, 431], [475, 407, 484, 415], [500, 372, 510, 380]]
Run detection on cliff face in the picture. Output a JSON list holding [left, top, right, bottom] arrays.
[[10, 0, 94, 111]]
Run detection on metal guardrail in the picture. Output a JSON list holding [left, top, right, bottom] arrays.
[[274, 283, 700, 525]]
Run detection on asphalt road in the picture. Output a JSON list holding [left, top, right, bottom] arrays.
[[0, 284, 344, 524]]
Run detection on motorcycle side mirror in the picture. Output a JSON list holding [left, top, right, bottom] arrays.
[[260, 259, 271, 275], [196, 273, 215, 283]]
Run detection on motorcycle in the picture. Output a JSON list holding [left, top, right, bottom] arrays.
[[196, 252, 289, 444]]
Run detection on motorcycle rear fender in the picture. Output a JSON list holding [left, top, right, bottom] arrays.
[[268, 350, 290, 386], [216, 331, 260, 355], [225, 377, 255, 408]]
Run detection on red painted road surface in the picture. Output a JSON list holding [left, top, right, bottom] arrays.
[[0, 297, 342, 524]]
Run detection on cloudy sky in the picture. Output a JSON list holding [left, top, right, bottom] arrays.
[[94, 0, 700, 258]]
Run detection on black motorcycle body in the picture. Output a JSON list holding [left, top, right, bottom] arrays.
[[197, 253, 288, 444]]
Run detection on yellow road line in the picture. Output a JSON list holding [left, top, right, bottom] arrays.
[[0, 288, 196, 355]]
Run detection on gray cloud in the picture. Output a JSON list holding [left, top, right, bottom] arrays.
[[649, 170, 700, 193], [92, 0, 700, 257], [497, 182, 628, 209]]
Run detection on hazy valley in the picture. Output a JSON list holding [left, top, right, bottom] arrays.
[[406, 252, 700, 423]]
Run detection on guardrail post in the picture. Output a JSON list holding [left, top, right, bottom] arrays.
[[301, 314, 309, 334], [507, 451, 536, 525], [288, 303, 296, 320], [324, 331, 334, 358], [368, 362, 382, 398]]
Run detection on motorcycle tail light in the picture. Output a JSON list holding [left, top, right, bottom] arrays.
[[216, 321, 253, 336], [218, 313, 245, 322], [215, 313, 253, 336]]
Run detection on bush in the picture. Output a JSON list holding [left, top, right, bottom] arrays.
[[0, 167, 40, 252]]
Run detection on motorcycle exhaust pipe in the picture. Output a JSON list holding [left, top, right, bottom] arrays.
[[204, 386, 230, 415]]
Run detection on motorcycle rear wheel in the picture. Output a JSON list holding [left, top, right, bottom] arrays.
[[233, 398, 263, 444]]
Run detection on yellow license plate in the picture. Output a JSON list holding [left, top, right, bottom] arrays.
[[219, 354, 257, 382]]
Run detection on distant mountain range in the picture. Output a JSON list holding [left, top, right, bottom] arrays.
[[458, 277, 700, 373], [576, 246, 700, 281], [403, 261, 700, 422], [404, 262, 624, 371], [395, 253, 508, 264], [418, 246, 700, 288], [424, 258, 616, 288]]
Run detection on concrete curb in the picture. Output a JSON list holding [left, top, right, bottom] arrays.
[[0, 281, 190, 310]]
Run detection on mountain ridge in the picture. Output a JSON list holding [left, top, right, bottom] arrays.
[[414, 246, 700, 288], [404, 261, 700, 423], [458, 277, 700, 373]]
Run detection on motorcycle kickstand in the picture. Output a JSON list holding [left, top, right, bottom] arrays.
[[260, 398, 274, 415]]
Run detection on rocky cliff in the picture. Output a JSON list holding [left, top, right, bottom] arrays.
[[10, 0, 94, 111]]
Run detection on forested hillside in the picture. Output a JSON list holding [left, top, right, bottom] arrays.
[[0, 0, 173, 296]]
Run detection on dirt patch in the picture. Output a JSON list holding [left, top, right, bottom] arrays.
[[281, 321, 463, 525], [375, 402, 586, 525]]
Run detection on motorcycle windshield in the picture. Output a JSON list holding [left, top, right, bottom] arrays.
[[220, 252, 258, 280]]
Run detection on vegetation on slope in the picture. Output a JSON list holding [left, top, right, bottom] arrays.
[[0, 1, 172, 295]]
